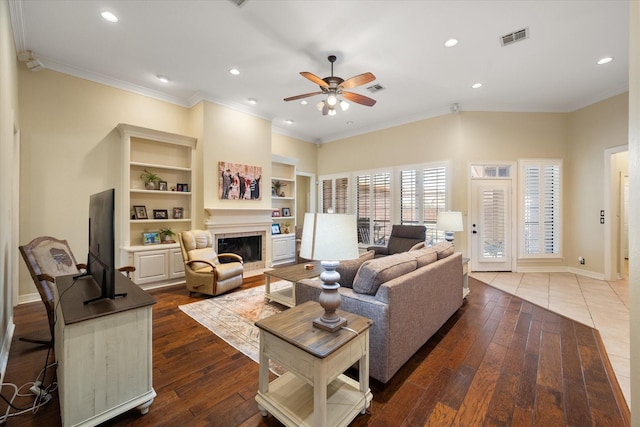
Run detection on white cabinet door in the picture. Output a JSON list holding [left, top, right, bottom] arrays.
[[272, 234, 295, 265], [134, 250, 169, 284], [169, 248, 185, 278]]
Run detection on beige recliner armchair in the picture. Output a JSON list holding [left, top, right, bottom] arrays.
[[179, 229, 244, 296]]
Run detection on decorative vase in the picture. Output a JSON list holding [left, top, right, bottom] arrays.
[[144, 181, 156, 190]]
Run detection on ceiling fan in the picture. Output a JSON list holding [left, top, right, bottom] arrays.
[[284, 55, 377, 116]]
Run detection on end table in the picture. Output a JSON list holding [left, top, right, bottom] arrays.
[[255, 301, 373, 427]]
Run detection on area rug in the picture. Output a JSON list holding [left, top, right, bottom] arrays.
[[178, 283, 288, 374]]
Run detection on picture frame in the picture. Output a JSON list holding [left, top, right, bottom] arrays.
[[142, 231, 161, 245], [153, 209, 169, 220], [282, 207, 291, 217], [158, 180, 168, 191], [173, 207, 184, 219], [133, 205, 148, 220], [218, 161, 262, 200], [272, 209, 281, 217], [271, 223, 281, 235], [176, 183, 189, 192]]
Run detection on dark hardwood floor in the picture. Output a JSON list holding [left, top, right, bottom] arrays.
[[3, 276, 629, 426]]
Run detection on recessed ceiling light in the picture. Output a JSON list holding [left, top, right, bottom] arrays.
[[247, 98, 257, 105], [597, 57, 614, 65], [300, 100, 308, 105], [444, 38, 458, 47], [229, 68, 240, 76], [346, 121, 354, 125], [471, 83, 483, 89], [156, 75, 169, 83], [101, 11, 118, 23], [285, 119, 294, 125]]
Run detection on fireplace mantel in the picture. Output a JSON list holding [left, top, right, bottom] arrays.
[[204, 208, 273, 271]]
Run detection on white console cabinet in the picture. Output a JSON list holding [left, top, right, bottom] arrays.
[[126, 244, 184, 288], [271, 234, 296, 266]]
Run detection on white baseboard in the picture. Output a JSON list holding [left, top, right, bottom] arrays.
[[515, 265, 606, 280], [17, 292, 40, 305], [0, 316, 15, 383], [567, 266, 605, 280]]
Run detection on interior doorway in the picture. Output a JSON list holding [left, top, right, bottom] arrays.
[[604, 147, 629, 280]]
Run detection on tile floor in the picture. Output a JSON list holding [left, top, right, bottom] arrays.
[[470, 271, 630, 407]]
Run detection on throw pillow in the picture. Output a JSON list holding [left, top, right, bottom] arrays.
[[336, 250, 375, 288], [431, 241, 454, 259], [409, 247, 437, 268], [353, 252, 417, 295]]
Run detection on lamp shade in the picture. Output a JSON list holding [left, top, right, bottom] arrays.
[[300, 213, 359, 261], [437, 211, 464, 231]]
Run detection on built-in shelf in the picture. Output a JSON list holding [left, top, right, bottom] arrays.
[[118, 123, 197, 287]]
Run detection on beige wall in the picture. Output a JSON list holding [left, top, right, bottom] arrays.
[[272, 132, 318, 175], [1, 0, 20, 372], [567, 93, 629, 275], [18, 68, 192, 297], [201, 101, 272, 213]]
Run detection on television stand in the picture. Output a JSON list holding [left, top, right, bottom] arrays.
[[54, 272, 156, 426]]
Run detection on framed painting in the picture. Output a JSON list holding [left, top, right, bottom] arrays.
[[218, 161, 262, 200]]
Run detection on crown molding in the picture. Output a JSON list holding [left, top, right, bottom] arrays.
[[8, 0, 26, 53]]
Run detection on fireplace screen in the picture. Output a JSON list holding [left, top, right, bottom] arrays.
[[218, 235, 262, 263]]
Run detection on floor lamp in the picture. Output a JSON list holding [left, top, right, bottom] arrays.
[[437, 211, 464, 245], [299, 212, 359, 332]]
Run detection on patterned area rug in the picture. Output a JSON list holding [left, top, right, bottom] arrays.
[[178, 283, 288, 374]]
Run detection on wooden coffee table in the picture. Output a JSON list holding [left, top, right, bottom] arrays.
[[255, 301, 373, 427], [264, 261, 323, 307]]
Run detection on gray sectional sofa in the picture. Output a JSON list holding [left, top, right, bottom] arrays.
[[295, 242, 463, 383]]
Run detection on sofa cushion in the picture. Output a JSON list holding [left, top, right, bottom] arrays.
[[432, 241, 454, 259], [408, 247, 438, 268], [353, 252, 417, 295], [337, 250, 375, 288]]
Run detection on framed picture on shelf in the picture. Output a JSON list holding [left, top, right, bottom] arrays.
[[158, 181, 168, 191], [153, 209, 168, 219], [133, 205, 148, 220], [142, 231, 161, 245], [172, 207, 184, 219], [282, 207, 291, 217], [176, 183, 189, 192], [271, 223, 281, 235], [272, 209, 281, 217]]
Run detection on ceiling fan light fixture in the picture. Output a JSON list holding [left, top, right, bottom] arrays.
[[327, 93, 338, 106], [340, 100, 349, 111], [316, 100, 325, 111], [328, 108, 337, 116]]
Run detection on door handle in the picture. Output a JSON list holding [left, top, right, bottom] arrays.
[[472, 223, 477, 234]]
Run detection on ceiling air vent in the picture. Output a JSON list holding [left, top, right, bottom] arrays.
[[367, 84, 385, 93], [500, 27, 529, 47]]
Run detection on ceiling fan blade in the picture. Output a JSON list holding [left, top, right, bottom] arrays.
[[284, 91, 323, 102], [342, 91, 377, 107], [340, 72, 376, 89], [300, 72, 329, 88]]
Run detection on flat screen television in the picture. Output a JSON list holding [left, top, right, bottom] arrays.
[[83, 188, 126, 304]]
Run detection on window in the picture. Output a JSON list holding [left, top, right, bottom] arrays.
[[356, 172, 391, 245], [520, 159, 561, 257], [320, 176, 349, 213], [400, 164, 449, 244]]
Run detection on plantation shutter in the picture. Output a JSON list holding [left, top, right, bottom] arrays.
[[400, 170, 418, 225], [482, 188, 506, 258], [372, 172, 391, 244], [423, 166, 447, 243], [356, 175, 371, 244], [334, 177, 349, 213], [321, 179, 333, 213], [521, 160, 561, 256]]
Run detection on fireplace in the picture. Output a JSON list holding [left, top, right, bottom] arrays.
[[205, 208, 273, 272], [218, 235, 262, 263]]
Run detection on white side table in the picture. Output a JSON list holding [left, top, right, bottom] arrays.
[[255, 301, 373, 426]]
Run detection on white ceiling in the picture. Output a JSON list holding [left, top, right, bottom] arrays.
[[10, 0, 630, 143]]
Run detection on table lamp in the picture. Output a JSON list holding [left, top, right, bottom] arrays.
[[299, 212, 359, 332], [437, 211, 464, 244]]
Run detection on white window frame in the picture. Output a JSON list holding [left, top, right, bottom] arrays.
[[318, 173, 350, 213], [518, 158, 562, 258]]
